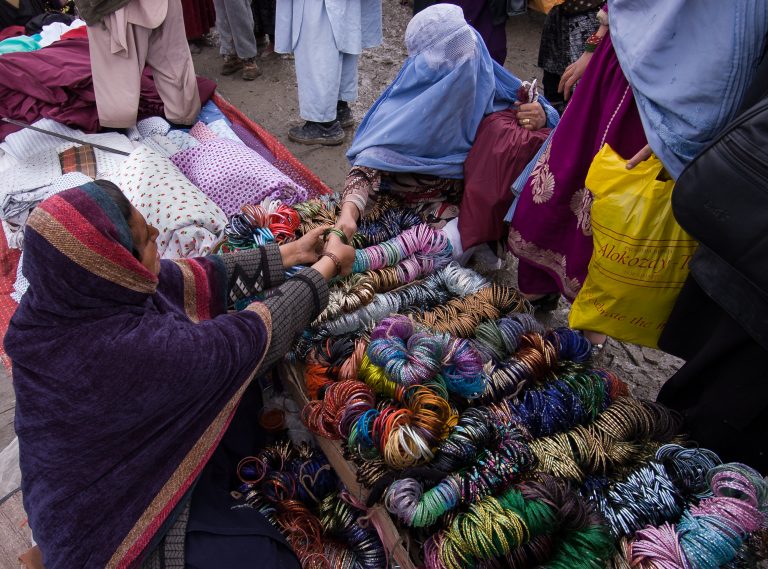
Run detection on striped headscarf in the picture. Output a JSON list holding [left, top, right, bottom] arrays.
[[5, 184, 272, 568]]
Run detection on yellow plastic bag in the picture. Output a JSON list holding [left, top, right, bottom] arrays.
[[569, 144, 697, 348]]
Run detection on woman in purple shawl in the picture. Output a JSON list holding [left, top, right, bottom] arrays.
[[4, 181, 354, 568]]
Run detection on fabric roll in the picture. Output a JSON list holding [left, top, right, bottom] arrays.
[[189, 121, 219, 142], [207, 119, 243, 143], [111, 146, 227, 258], [137, 116, 172, 138], [140, 134, 181, 157], [230, 122, 276, 162], [198, 99, 232, 125], [167, 129, 200, 151], [171, 138, 309, 215]]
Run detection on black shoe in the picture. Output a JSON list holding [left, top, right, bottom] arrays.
[[337, 105, 354, 129], [288, 121, 345, 146]]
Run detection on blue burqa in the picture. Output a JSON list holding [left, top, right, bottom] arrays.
[[610, 0, 768, 178], [346, 4, 559, 179]]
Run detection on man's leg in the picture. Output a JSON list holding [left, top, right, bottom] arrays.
[[146, 0, 201, 125], [289, 0, 344, 145]]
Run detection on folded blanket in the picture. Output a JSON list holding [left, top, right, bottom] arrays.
[[0, 37, 216, 142], [1, 171, 93, 248]]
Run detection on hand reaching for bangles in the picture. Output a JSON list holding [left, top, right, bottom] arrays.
[[280, 225, 328, 267], [322, 237, 356, 278], [335, 203, 360, 239]]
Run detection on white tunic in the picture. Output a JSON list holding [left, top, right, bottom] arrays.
[[275, 0, 382, 55]]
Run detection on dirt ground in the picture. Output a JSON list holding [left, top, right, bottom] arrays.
[[190, 1, 682, 401]]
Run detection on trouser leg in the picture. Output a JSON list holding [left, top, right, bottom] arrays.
[[292, 0, 343, 122], [146, 0, 201, 125], [87, 18, 150, 128]]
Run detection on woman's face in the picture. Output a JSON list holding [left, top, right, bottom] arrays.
[[128, 207, 161, 275]]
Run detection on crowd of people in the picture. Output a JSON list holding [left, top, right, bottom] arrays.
[[1, 0, 767, 567]]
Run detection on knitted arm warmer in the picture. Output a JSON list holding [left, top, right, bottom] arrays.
[[221, 244, 286, 307], [259, 268, 329, 369]]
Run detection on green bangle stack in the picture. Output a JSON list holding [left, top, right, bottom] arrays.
[[323, 227, 350, 245]]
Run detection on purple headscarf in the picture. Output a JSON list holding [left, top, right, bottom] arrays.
[[4, 183, 273, 568]]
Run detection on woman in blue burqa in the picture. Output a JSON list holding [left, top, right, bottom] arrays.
[[330, 4, 559, 257]]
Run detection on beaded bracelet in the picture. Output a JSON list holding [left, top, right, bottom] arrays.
[[321, 251, 342, 276], [585, 32, 604, 52]]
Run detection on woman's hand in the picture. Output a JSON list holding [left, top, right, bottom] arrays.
[[336, 202, 360, 239], [325, 238, 356, 277], [515, 101, 547, 131], [559, 51, 593, 101], [280, 225, 327, 267], [312, 238, 356, 280]]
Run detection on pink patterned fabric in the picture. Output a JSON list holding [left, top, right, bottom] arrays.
[[170, 138, 310, 216], [189, 121, 218, 142]]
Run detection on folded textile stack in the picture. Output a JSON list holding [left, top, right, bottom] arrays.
[[108, 146, 227, 259], [0, 123, 135, 248]]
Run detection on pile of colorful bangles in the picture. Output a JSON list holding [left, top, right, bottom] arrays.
[[235, 199, 768, 569], [235, 441, 386, 569]]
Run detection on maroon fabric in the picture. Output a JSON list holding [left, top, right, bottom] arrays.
[[0, 25, 25, 41], [460, 108, 550, 249], [0, 37, 217, 141], [181, 0, 216, 40]]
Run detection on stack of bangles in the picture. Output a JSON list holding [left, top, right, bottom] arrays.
[[314, 262, 488, 336], [323, 227, 350, 245], [223, 200, 301, 249], [280, 198, 768, 569], [235, 441, 386, 569]]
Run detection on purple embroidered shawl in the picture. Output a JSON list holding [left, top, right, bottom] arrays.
[[4, 183, 273, 568]]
